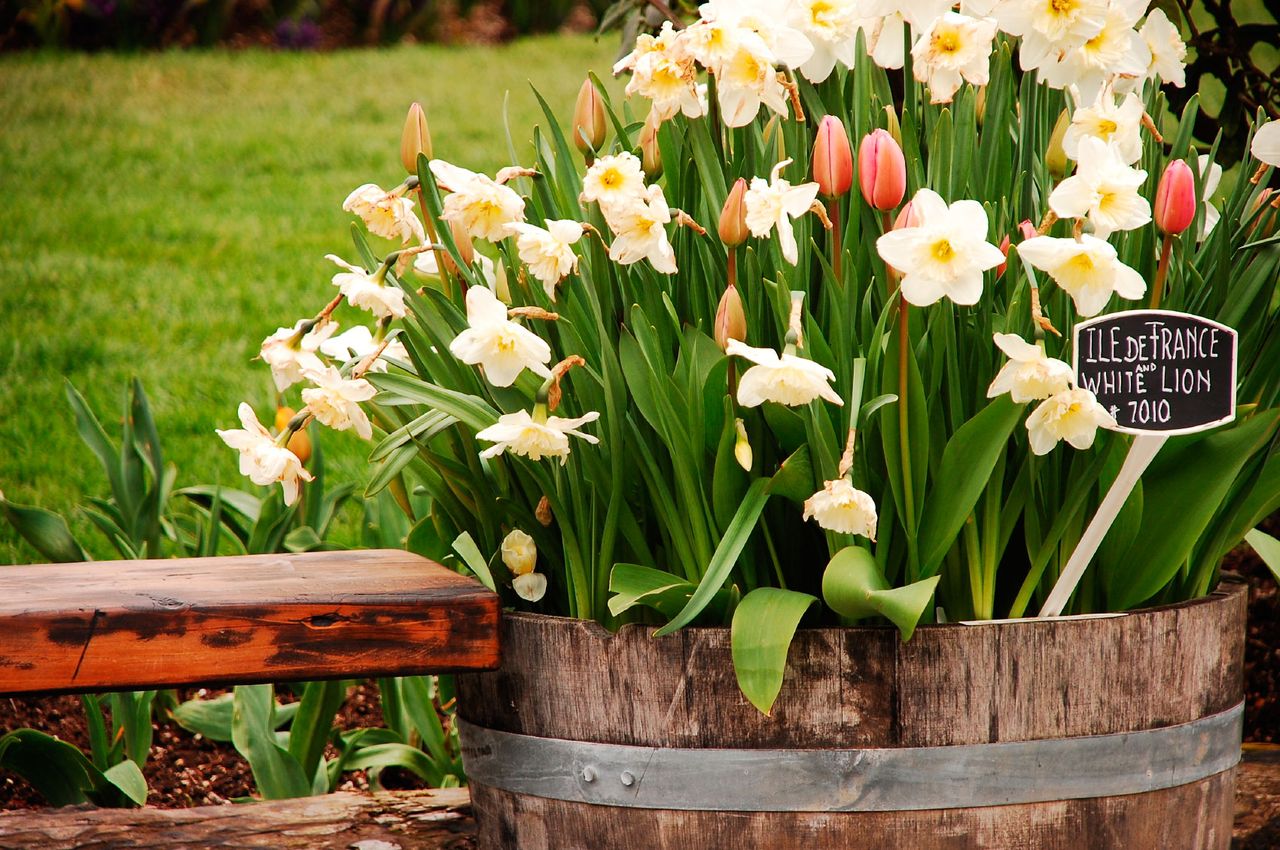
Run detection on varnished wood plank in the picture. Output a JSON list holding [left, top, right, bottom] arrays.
[[0, 550, 500, 696], [0, 788, 474, 849]]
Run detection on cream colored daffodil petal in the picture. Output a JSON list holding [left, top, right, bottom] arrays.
[[512, 572, 548, 602], [1047, 137, 1150, 238], [300, 366, 377, 441], [1253, 120, 1280, 168], [342, 183, 425, 245], [727, 338, 843, 408], [476, 409, 601, 464], [987, 333, 1074, 403], [1026, 388, 1117, 455], [216, 403, 313, 505], [501, 529, 537, 576], [1016, 234, 1145, 317], [449, 286, 552, 388]]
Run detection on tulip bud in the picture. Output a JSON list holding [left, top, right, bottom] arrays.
[[572, 78, 607, 159], [996, 233, 1011, 278], [719, 177, 750, 246], [892, 199, 921, 231], [1154, 159, 1197, 235], [1017, 218, 1037, 242], [812, 115, 853, 198], [449, 218, 475, 268], [501, 529, 537, 577], [858, 128, 907, 211], [274, 407, 312, 465], [400, 102, 433, 175], [640, 117, 663, 180], [1046, 109, 1071, 179], [715, 284, 747, 351], [1248, 188, 1280, 240]]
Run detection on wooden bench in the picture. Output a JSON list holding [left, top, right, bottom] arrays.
[[0, 549, 500, 696]]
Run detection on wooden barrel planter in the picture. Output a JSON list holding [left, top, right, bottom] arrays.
[[456, 581, 1246, 849]]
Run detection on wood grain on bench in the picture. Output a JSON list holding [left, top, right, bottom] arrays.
[[0, 549, 500, 696]]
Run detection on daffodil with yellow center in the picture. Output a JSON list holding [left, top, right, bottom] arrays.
[[1016, 234, 1146, 317], [910, 12, 998, 104], [448, 285, 552, 388], [1048, 137, 1150, 238], [1026, 387, 1117, 455], [580, 153, 647, 214]]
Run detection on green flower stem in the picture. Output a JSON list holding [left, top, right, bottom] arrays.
[[897, 294, 918, 569], [827, 198, 843, 283], [1150, 232, 1175, 309], [416, 185, 455, 296]]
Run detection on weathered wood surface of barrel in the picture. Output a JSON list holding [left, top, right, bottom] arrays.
[[456, 581, 1247, 850]]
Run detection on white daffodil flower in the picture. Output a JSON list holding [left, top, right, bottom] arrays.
[[614, 20, 688, 75], [875, 188, 1006, 306], [726, 338, 843, 408], [319, 325, 409, 373], [996, 0, 1107, 73], [1139, 8, 1186, 88], [803, 479, 878, 539], [788, 0, 861, 83], [476, 409, 601, 464], [1063, 91, 1144, 165], [1252, 120, 1280, 168], [605, 184, 678, 274], [1197, 154, 1223, 241], [429, 159, 526, 243], [715, 31, 792, 128], [625, 46, 705, 123], [260, 319, 336, 392], [341, 183, 425, 245], [744, 158, 821, 266], [512, 572, 548, 602], [1016, 234, 1146, 317], [1038, 0, 1149, 103], [507, 220, 584, 300], [581, 152, 648, 213], [986, 333, 1074, 403], [300, 365, 377, 441], [326, 255, 407, 320], [216, 403, 313, 505], [1048, 137, 1150, 238], [1026, 387, 1117, 455], [501, 529, 537, 576], [449, 285, 552, 388], [699, 0, 815, 71], [911, 12, 998, 104]]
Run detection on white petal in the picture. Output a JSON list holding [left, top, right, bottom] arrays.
[[1252, 120, 1280, 167]]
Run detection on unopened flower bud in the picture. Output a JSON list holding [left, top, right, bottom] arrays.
[[1017, 219, 1037, 241], [450, 218, 475, 268], [996, 234, 1011, 278], [719, 178, 750, 246], [1248, 188, 1280, 240], [1046, 109, 1071, 179], [715, 284, 747, 351], [572, 78, 607, 159], [1154, 159, 1196, 235], [733, 418, 752, 471], [639, 117, 663, 180], [974, 85, 987, 128], [892, 200, 921, 231], [858, 128, 906, 211], [400, 102, 433, 175], [501, 528, 537, 576], [274, 407, 312, 465], [813, 115, 853, 198]]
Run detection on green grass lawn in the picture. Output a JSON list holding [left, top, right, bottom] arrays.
[[0, 35, 623, 564]]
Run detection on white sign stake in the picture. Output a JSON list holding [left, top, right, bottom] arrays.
[[1038, 433, 1167, 618]]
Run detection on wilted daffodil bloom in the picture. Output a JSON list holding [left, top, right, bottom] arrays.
[[501, 528, 537, 576], [260, 319, 336, 392], [477, 407, 601, 464], [580, 152, 648, 213], [449, 285, 552, 388], [1016, 234, 1146, 317], [726, 338, 843, 408], [605, 184, 678, 274], [986, 333, 1074, 403], [342, 183, 425, 246], [300, 366, 377, 441], [320, 325, 408, 373], [217, 403, 314, 505], [507, 219, 584, 300], [430, 160, 526, 243], [744, 159, 821, 266], [326, 255, 407, 320], [803, 478, 878, 540], [1026, 387, 1117, 455], [875, 188, 1005, 307], [911, 12, 997, 104], [1048, 137, 1151, 238]]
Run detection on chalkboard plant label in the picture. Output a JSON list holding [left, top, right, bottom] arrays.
[[1073, 309, 1237, 436]]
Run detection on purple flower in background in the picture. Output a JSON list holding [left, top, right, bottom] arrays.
[[275, 19, 322, 50]]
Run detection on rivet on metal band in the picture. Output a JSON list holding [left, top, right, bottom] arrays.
[[458, 702, 1243, 812]]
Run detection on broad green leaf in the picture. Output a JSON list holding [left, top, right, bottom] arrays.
[[231, 685, 310, 800], [731, 588, 817, 715], [173, 693, 236, 742], [1108, 410, 1280, 609], [1246, 529, 1280, 586], [822, 546, 940, 641], [0, 496, 88, 563], [917, 396, 1023, 575], [768, 444, 814, 504], [287, 680, 347, 782], [341, 743, 445, 787], [452, 532, 496, 592], [654, 478, 770, 637], [608, 563, 696, 619], [0, 729, 97, 806], [102, 759, 148, 806]]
